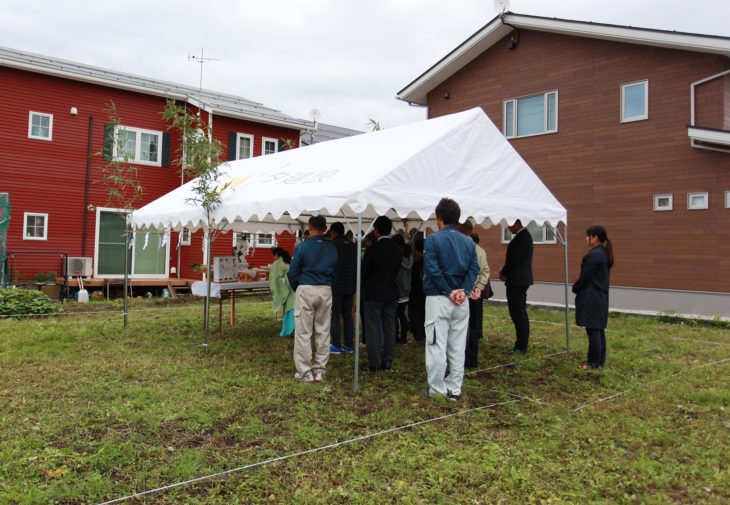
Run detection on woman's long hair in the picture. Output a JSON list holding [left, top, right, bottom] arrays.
[[272, 247, 291, 264], [586, 225, 614, 269]]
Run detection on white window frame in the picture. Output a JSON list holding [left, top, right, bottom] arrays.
[[725, 191, 730, 209], [501, 223, 556, 245], [687, 192, 708, 210], [28, 111, 53, 141], [236, 133, 254, 160], [23, 212, 48, 241], [262, 137, 278, 155], [180, 228, 191, 246], [114, 125, 163, 166], [621, 80, 649, 123], [653, 194, 673, 211], [503, 90, 558, 139], [93, 207, 170, 279], [233, 232, 253, 247], [255, 232, 276, 248]]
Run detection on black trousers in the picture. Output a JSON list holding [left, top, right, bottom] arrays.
[[363, 299, 397, 368], [408, 294, 426, 342], [330, 292, 354, 348], [465, 297, 483, 368], [506, 284, 529, 351], [585, 327, 606, 368]]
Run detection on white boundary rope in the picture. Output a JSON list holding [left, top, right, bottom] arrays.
[[95, 399, 520, 505], [572, 356, 730, 411], [464, 350, 575, 376]]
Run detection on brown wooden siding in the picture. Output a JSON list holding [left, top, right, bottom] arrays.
[[426, 30, 730, 293]]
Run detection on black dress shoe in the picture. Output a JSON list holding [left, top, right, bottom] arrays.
[[359, 364, 379, 372], [380, 361, 392, 370], [503, 348, 526, 355]]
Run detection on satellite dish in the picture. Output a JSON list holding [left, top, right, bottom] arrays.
[[309, 109, 321, 125], [493, 0, 510, 14]]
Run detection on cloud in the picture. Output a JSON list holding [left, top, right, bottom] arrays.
[[2, 0, 728, 130]]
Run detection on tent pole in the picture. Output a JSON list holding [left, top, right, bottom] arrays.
[[354, 213, 362, 393], [561, 224, 570, 352], [204, 227, 212, 355]]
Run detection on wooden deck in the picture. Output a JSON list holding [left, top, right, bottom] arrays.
[[59, 277, 200, 299]]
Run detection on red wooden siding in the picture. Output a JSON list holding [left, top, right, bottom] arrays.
[[1, 65, 301, 282]]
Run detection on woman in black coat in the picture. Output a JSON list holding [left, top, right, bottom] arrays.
[[572, 225, 614, 369]]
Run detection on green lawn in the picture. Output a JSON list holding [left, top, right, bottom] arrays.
[[0, 298, 728, 504]]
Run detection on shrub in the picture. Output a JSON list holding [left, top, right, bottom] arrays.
[[0, 288, 61, 317]]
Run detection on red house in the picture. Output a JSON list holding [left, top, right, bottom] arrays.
[[0, 46, 312, 293], [397, 13, 730, 318]]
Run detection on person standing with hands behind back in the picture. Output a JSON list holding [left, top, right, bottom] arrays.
[[422, 198, 480, 401], [500, 220, 534, 355], [572, 225, 614, 370]]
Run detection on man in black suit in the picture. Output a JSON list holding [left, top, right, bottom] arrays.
[[361, 216, 403, 371], [328, 222, 357, 354], [499, 220, 533, 354]]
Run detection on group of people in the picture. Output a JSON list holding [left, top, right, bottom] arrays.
[[268, 197, 615, 396]]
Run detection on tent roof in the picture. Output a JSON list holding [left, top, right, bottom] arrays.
[[130, 107, 566, 234]]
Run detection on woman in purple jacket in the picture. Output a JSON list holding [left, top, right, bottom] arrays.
[[572, 225, 614, 369]]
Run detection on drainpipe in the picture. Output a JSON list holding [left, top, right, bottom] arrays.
[[82, 115, 93, 257]]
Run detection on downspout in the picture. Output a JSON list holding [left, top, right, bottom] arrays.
[[82, 115, 93, 257]]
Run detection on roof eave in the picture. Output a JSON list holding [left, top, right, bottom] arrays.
[[211, 107, 314, 131], [397, 12, 730, 106]]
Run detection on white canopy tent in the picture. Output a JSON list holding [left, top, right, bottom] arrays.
[[131, 107, 570, 389]]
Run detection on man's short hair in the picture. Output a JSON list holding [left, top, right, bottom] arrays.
[[373, 216, 392, 236], [456, 219, 473, 236], [435, 198, 461, 226], [330, 222, 345, 235], [308, 215, 327, 231]]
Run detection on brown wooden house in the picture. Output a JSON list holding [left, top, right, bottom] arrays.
[[397, 13, 730, 318]]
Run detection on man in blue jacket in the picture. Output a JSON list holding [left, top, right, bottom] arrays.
[[422, 198, 480, 400], [287, 215, 338, 382]]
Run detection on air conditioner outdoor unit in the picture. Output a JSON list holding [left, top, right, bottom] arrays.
[[66, 257, 92, 277]]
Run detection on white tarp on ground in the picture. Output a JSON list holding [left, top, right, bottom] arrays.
[[130, 107, 566, 233]]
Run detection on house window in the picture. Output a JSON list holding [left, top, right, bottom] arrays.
[[28, 112, 53, 140], [725, 191, 730, 209], [180, 228, 191, 246], [114, 126, 162, 166], [23, 212, 48, 240], [237, 134, 253, 159], [233, 232, 253, 247], [263, 137, 278, 155], [256, 233, 276, 248], [653, 194, 673, 211], [621, 80, 648, 122], [501, 222, 556, 245], [687, 192, 708, 210], [503, 91, 558, 138]]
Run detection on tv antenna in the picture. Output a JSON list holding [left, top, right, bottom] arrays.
[[188, 48, 221, 92], [308, 109, 321, 144], [493, 0, 510, 15]]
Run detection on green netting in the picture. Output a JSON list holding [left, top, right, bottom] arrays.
[[0, 193, 10, 287]]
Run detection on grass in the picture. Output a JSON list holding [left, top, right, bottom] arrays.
[[0, 297, 728, 504]]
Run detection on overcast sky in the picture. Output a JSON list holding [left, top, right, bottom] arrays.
[[2, 0, 728, 131]]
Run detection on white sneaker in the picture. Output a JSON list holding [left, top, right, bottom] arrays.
[[294, 371, 314, 382], [313, 370, 325, 382]]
